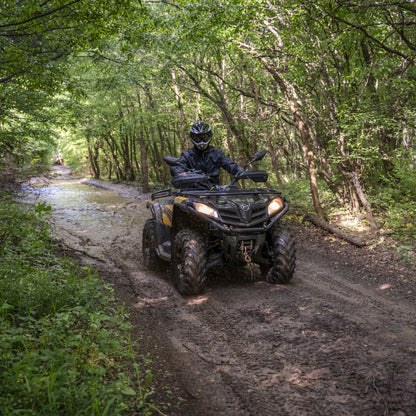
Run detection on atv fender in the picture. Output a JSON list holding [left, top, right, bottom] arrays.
[[151, 201, 173, 260], [171, 201, 206, 237]]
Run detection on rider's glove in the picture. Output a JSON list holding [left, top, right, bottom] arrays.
[[235, 167, 245, 178]]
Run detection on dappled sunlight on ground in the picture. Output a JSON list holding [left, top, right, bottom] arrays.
[[187, 296, 209, 306], [134, 296, 170, 309], [378, 283, 392, 291], [330, 209, 372, 235]]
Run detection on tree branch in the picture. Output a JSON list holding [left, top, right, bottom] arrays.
[[0, 1, 82, 29]]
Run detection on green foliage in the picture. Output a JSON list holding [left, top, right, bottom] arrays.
[[282, 176, 336, 218], [391, 150, 416, 199], [370, 149, 416, 246], [283, 178, 315, 217], [0, 193, 156, 415], [0, 0, 134, 88], [2, 0, 416, 250], [383, 200, 416, 241], [0, 0, 139, 165], [375, 195, 416, 267]]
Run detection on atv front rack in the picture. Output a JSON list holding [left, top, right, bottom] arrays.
[[175, 187, 282, 198], [151, 187, 283, 201]]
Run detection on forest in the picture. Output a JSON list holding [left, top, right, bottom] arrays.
[[2, 0, 416, 241]]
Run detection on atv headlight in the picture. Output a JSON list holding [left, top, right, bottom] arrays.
[[194, 202, 219, 219], [268, 197, 284, 216]]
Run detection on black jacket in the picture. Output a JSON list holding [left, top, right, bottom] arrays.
[[172, 146, 243, 184]]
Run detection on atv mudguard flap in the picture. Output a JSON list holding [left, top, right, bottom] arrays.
[[149, 194, 190, 261]]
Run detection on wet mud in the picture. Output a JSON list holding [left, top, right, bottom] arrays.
[[24, 166, 416, 416]]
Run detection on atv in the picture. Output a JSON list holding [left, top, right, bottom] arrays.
[[142, 150, 296, 295]]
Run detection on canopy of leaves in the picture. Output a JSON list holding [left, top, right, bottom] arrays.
[[0, 0, 140, 162], [1, 0, 416, 238]]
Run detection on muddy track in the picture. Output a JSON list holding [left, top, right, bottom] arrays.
[[26, 167, 416, 416]]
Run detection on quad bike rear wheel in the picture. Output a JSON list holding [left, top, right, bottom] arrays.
[[173, 229, 207, 296], [142, 219, 160, 269], [261, 225, 296, 284]]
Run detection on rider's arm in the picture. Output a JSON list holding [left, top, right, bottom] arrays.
[[218, 150, 244, 177], [171, 151, 191, 176]]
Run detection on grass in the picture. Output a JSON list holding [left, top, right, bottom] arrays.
[[0, 192, 158, 415]]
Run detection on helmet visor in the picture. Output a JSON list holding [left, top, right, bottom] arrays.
[[192, 132, 211, 143]]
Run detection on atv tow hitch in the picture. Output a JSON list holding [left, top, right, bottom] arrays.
[[240, 240, 253, 263]]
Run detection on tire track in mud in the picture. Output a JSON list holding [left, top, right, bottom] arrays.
[[120, 258, 415, 416], [292, 240, 416, 415], [176, 289, 366, 416], [58, 229, 416, 414], [296, 241, 416, 344]]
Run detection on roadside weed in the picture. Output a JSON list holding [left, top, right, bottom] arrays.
[[0, 192, 156, 415]]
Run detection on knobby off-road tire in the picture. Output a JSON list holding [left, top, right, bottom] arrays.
[[142, 219, 160, 269], [261, 225, 296, 284], [173, 229, 207, 296]]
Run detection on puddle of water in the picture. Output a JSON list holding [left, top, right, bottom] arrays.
[[20, 171, 152, 268], [34, 183, 130, 207], [23, 178, 149, 233]]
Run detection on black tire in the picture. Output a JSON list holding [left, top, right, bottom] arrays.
[[261, 225, 296, 284], [173, 229, 207, 296], [142, 219, 159, 269]]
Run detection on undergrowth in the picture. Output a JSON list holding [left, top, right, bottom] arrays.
[[0, 192, 158, 415], [282, 177, 416, 268]]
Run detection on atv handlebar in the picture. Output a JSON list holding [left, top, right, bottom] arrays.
[[164, 150, 268, 190], [230, 149, 268, 186]]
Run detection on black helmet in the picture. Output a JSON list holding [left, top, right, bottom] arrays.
[[190, 121, 212, 151]]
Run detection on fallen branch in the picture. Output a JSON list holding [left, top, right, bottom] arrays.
[[302, 213, 366, 248]]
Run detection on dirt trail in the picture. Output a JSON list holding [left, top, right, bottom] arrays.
[[27, 166, 416, 416]]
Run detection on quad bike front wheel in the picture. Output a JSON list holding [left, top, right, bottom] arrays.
[[261, 225, 296, 284], [173, 229, 207, 296], [142, 219, 160, 269]]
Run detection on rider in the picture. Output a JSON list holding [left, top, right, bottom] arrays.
[[172, 121, 244, 185]]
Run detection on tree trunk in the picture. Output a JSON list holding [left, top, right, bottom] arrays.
[[102, 134, 125, 181], [317, 169, 345, 205], [108, 162, 112, 180], [86, 137, 100, 179], [351, 172, 378, 233], [247, 69, 284, 189], [138, 128, 149, 192], [171, 69, 188, 149], [266, 126, 284, 189], [244, 49, 325, 218], [303, 213, 365, 247], [142, 83, 169, 184]]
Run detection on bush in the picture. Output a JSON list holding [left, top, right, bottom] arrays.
[[392, 150, 416, 198], [0, 193, 156, 415]]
